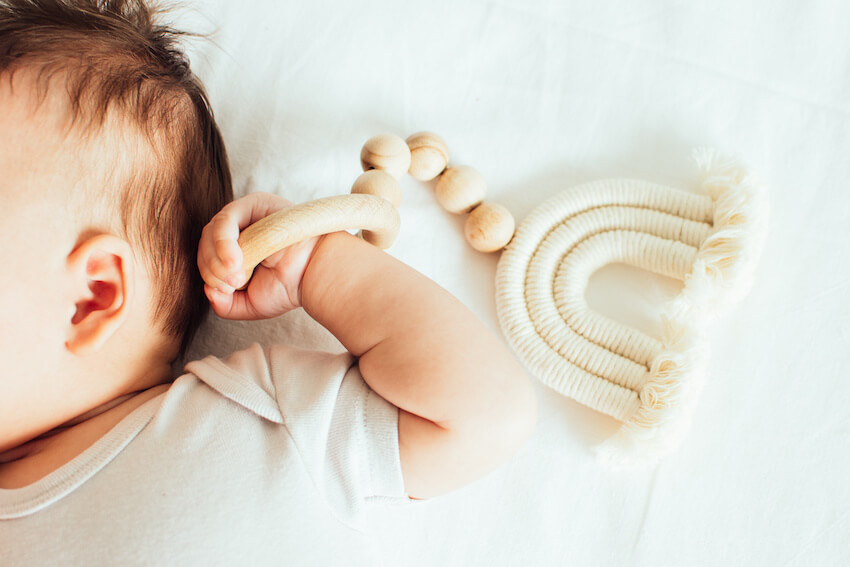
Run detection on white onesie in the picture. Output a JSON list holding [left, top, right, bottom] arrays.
[[0, 343, 410, 565]]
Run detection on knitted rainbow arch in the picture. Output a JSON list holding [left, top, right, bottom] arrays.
[[495, 151, 767, 468]]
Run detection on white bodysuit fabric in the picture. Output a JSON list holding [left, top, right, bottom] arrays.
[[0, 343, 408, 565]]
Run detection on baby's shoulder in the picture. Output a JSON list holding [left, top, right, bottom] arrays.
[[181, 342, 357, 425]]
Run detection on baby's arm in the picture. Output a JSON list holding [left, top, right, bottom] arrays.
[[199, 193, 536, 499], [302, 231, 536, 498]]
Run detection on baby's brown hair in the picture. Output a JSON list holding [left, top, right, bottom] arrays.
[[0, 0, 233, 356]]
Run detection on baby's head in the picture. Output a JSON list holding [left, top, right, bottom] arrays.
[[0, 0, 232, 450]]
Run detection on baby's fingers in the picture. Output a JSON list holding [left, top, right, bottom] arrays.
[[204, 284, 261, 321], [198, 249, 234, 293], [208, 212, 243, 270], [198, 233, 240, 291], [199, 192, 295, 295], [199, 214, 243, 285]]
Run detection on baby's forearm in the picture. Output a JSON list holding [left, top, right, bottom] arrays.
[[301, 231, 536, 497], [303, 231, 520, 426]]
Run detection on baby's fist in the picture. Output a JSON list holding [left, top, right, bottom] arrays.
[[197, 192, 322, 320]]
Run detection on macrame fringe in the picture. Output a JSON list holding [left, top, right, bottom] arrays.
[[595, 149, 768, 469]]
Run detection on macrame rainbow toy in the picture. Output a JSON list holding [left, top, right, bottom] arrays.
[[496, 152, 767, 467], [237, 135, 768, 468]]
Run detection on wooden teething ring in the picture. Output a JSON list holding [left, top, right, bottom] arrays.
[[236, 193, 400, 283], [237, 131, 510, 285]]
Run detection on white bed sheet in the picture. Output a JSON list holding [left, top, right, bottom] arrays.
[[178, 1, 850, 564]]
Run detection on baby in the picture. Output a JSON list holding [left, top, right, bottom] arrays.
[[0, 0, 535, 564]]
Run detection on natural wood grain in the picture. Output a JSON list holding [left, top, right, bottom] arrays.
[[351, 170, 402, 207], [360, 133, 411, 179], [464, 202, 515, 252], [406, 131, 449, 181], [237, 194, 400, 282], [435, 165, 487, 214]]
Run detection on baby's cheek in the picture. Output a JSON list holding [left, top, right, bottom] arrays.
[[0, 193, 73, 357], [0, 277, 64, 375], [0, 222, 70, 377], [0, 275, 70, 452]]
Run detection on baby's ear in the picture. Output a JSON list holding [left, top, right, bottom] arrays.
[[65, 234, 134, 356]]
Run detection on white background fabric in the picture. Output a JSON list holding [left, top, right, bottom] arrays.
[[178, 1, 850, 565]]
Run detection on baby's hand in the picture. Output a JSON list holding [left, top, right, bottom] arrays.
[[197, 192, 322, 320]]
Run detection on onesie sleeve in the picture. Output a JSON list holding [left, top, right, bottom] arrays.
[[266, 343, 411, 522], [185, 342, 410, 526]]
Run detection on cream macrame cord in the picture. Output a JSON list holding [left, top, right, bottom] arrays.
[[495, 150, 767, 467]]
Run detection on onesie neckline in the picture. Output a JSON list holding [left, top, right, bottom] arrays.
[[0, 392, 165, 519]]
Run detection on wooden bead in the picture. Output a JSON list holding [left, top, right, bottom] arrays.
[[406, 131, 449, 181], [360, 133, 411, 179], [434, 165, 486, 214], [351, 170, 401, 208], [464, 202, 515, 253]]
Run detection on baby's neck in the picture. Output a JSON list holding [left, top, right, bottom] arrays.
[[0, 384, 170, 489]]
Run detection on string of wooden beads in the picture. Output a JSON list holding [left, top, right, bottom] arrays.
[[353, 131, 516, 253]]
